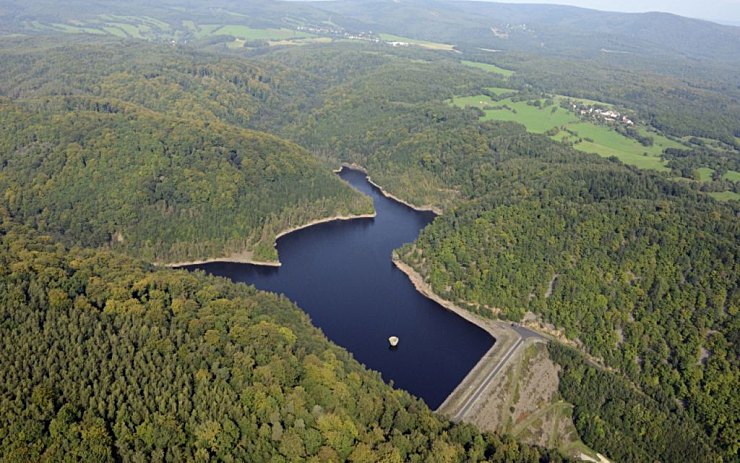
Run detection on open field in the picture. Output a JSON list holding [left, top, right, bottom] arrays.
[[486, 86, 517, 96], [210, 25, 312, 40], [563, 122, 679, 171], [379, 33, 455, 51], [555, 95, 614, 108], [452, 95, 577, 133], [461, 60, 514, 77], [697, 167, 714, 182], [709, 191, 740, 202], [25, 15, 314, 44], [723, 170, 740, 181], [451, 92, 684, 171], [192, 24, 222, 39], [268, 37, 333, 47]]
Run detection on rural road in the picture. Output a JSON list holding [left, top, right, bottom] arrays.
[[450, 323, 544, 422]]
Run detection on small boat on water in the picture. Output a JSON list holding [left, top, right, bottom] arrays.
[[388, 336, 399, 347]]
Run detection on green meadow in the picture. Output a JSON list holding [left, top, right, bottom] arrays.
[[378, 33, 455, 51], [696, 167, 714, 182], [210, 25, 312, 40], [461, 60, 514, 77], [693, 168, 740, 183], [26, 15, 313, 44], [486, 87, 518, 96], [451, 92, 685, 171], [723, 170, 740, 181], [709, 191, 740, 202], [452, 95, 577, 133]]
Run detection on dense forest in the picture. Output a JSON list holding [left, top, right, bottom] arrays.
[[396, 127, 739, 458], [0, 220, 560, 461], [0, 41, 375, 264], [0, 4, 738, 461]]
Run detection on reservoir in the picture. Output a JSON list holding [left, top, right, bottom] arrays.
[[185, 168, 493, 408]]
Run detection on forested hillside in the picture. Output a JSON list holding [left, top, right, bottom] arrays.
[[0, 98, 371, 263], [0, 40, 373, 264], [0, 220, 560, 461], [0, 4, 738, 461], [395, 126, 739, 459]]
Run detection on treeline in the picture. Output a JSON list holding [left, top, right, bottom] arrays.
[[0, 220, 560, 462], [495, 54, 740, 147]]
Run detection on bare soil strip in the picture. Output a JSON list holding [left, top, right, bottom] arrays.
[[157, 212, 376, 267]]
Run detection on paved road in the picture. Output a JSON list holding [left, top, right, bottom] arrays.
[[451, 335, 524, 422], [450, 323, 544, 422], [510, 323, 545, 341]]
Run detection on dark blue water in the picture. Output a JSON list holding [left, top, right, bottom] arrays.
[[186, 168, 493, 408]]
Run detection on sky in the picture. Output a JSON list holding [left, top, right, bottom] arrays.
[[480, 0, 740, 24]]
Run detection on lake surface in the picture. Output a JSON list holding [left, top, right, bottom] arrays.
[[186, 168, 493, 408]]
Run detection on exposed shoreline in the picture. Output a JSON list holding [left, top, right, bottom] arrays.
[[391, 256, 544, 417], [336, 163, 443, 215], [161, 165, 538, 426], [392, 257, 497, 337], [158, 212, 376, 268], [366, 177, 443, 215]]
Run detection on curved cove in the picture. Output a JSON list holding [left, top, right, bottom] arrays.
[[185, 168, 493, 408]]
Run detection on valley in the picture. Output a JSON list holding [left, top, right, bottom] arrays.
[[0, 1, 737, 461]]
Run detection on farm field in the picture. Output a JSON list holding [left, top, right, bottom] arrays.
[[378, 33, 455, 50], [697, 167, 715, 182], [24, 15, 315, 44], [694, 168, 740, 183], [461, 60, 514, 77], [486, 87, 518, 96], [709, 191, 740, 202], [723, 170, 740, 181], [451, 92, 684, 171], [27, 15, 169, 39], [209, 25, 313, 40], [452, 94, 577, 133]]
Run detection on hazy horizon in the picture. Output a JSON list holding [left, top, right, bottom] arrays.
[[286, 0, 740, 25], [470, 0, 740, 23]]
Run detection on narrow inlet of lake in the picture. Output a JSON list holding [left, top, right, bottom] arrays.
[[185, 168, 493, 408]]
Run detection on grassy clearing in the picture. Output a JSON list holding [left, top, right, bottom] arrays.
[[268, 37, 334, 47], [461, 60, 514, 77], [453, 95, 577, 133], [451, 93, 677, 171], [226, 39, 246, 49], [101, 26, 128, 38], [564, 122, 671, 171], [48, 23, 105, 35], [709, 191, 740, 202], [379, 33, 455, 51], [193, 24, 222, 39], [99, 14, 171, 31], [211, 25, 311, 40], [27, 15, 323, 45], [555, 95, 614, 108], [110, 23, 144, 39], [28, 15, 171, 39], [485, 87, 517, 96], [696, 167, 714, 182], [723, 170, 740, 182]]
